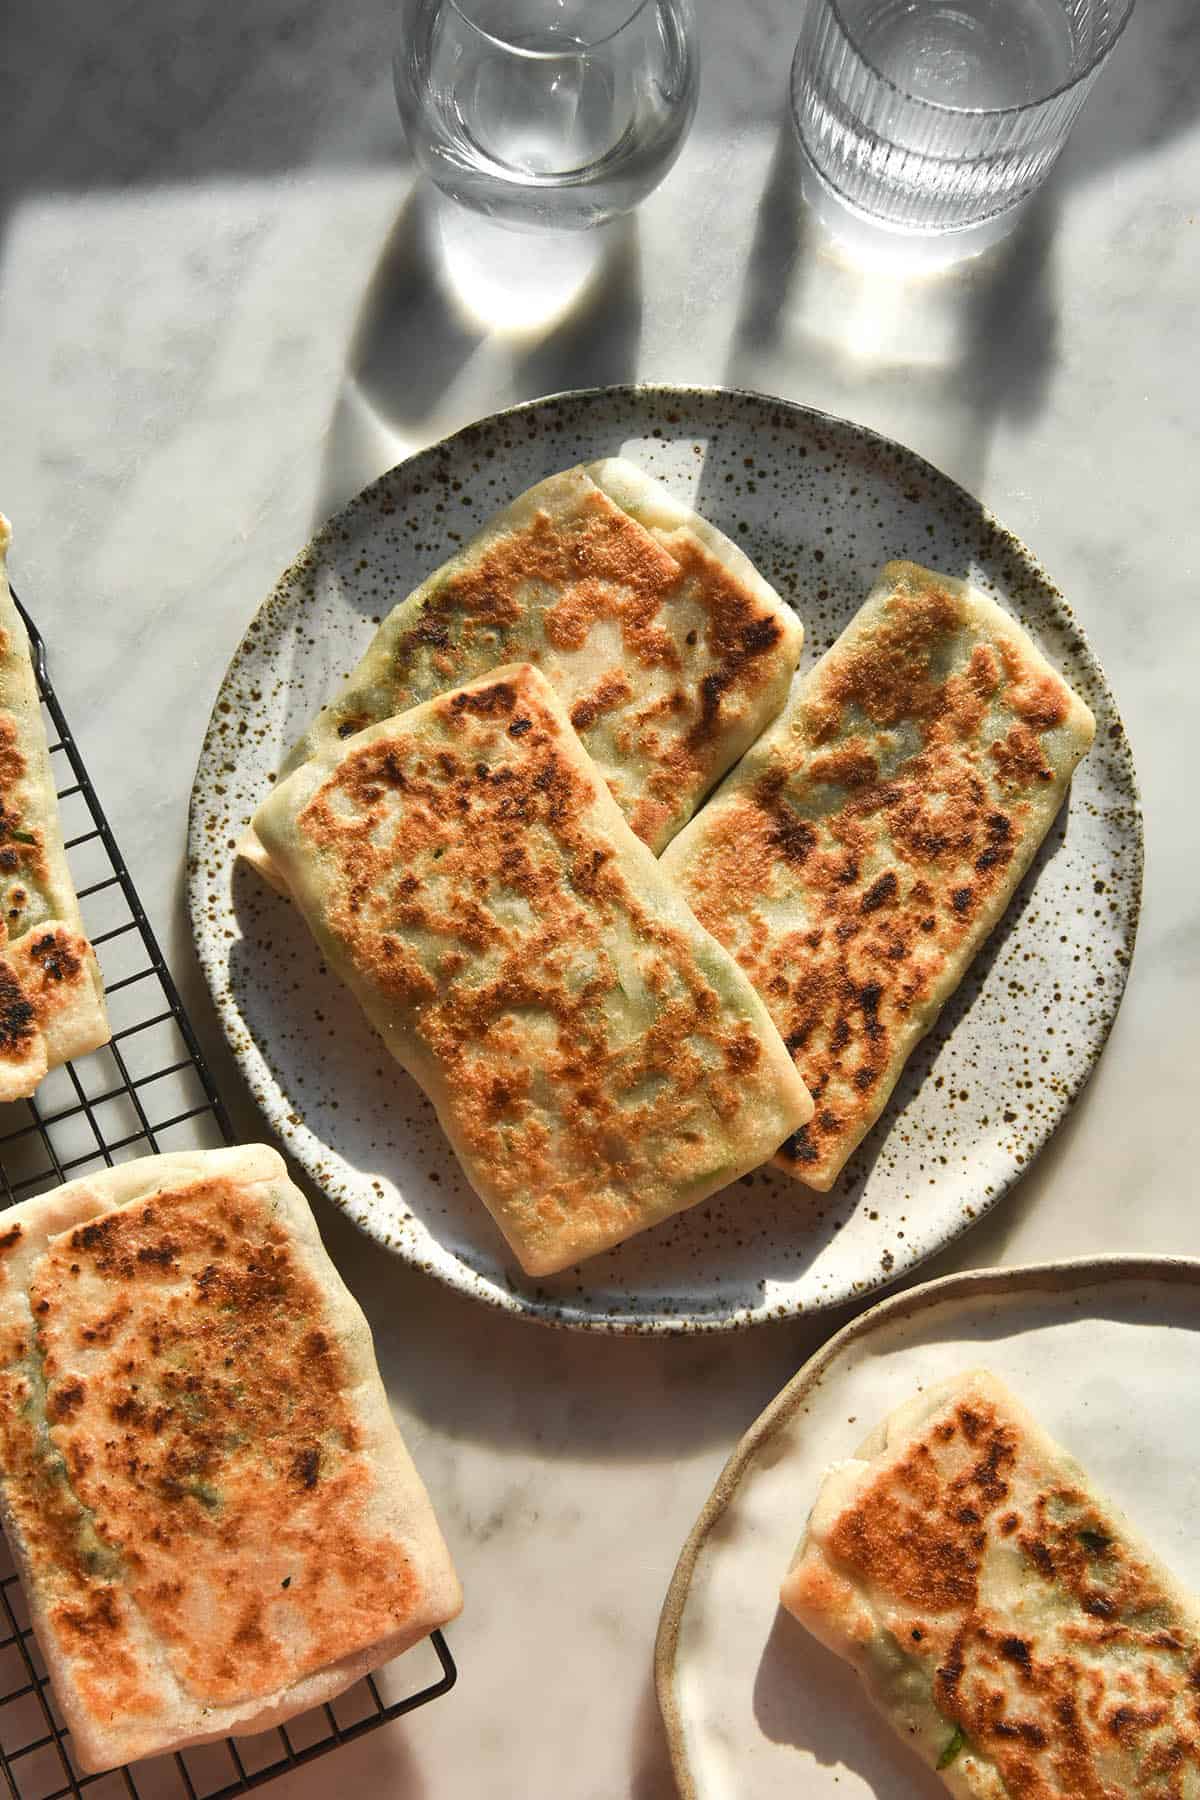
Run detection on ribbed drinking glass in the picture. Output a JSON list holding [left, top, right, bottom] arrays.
[[791, 0, 1136, 245]]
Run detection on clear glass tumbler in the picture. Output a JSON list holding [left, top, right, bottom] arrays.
[[394, 0, 699, 230], [790, 0, 1135, 248]]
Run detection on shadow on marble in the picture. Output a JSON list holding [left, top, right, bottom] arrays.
[[314, 188, 642, 524], [4, 0, 1197, 213], [165, 871, 281, 1145], [514, 219, 642, 410], [753, 1604, 944, 1796], [1060, 0, 1200, 180], [314, 1184, 829, 1460], [630, 1660, 679, 1800], [719, 111, 1060, 500], [345, 188, 484, 438], [0, 0, 408, 216]]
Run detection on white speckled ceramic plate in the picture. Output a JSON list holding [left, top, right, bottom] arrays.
[[655, 1257, 1200, 1798], [187, 386, 1141, 1332]]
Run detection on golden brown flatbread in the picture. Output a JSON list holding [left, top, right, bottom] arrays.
[[0, 1146, 461, 1772], [0, 516, 109, 1099], [661, 562, 1095, 1189], [783, 1370, 1200, 1798], [252, 663, 813, 1275], [241, 459, 802, 881]]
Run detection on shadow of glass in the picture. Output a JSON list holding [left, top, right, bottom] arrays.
[[753, 1606, 944, 1796], [722, 110, 1060, 499], [313, 185, 484, 521], [1057, 0, 1200, 181], [513, 218, 642, 403], [348, 187, 486, 433], [315, 186, 642, 525], [6, 0, 1197, 207]]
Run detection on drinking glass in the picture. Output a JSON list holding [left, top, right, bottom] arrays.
[[394, 0, 699, 230], [790, 0, 1135, 251]]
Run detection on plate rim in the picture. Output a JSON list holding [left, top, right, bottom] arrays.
[[186, 381, 1144, 1335], [653, 1251, 1200, 1799]]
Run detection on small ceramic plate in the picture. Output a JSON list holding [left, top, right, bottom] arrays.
[[187, 386, 1141, 1332], [656, 1257, 1200, 1798]]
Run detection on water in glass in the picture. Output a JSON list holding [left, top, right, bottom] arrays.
[[857, 0, 1074, 108], [792, 0, 1134, 245], [396, 0, 698, 229]]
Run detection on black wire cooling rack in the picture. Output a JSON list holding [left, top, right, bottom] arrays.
[[0, 600, 456, 1800]]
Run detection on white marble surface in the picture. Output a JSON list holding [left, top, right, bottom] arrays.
[[2, 2, 1198, 1794]]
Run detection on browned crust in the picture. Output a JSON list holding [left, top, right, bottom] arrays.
[[0, 522, 109, 1093], [0, 1149, 460, 1769], [663, 563, 1094, 1189], [654, 1257, 1200, 1800], [787, 1376, 1200, 1796], [621, 528, 797, 848], [258, 663, 811, 1275], [391, 489, 682, 701], [272, 470, 801, 856], [0, 706, 95, 1065], [0, 1177, 416, 1719]]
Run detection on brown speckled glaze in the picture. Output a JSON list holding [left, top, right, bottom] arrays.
[[186, 387, 1142, 1334]]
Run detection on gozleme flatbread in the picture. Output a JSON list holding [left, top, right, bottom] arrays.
[[0, 1145, 461, 1772], [241, 459, 802, 880], [0, 516, 109, 1099], [661, 561, 1095, 1190], [782, 1370, 1200, 1798], [252, 664, 813, 1275]]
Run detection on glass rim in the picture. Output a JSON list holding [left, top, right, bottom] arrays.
[[810, 0, 1137, 119], [446, 0, 654, 56]]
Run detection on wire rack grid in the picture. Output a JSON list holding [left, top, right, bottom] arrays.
[[0, 599, 455, 1800]]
